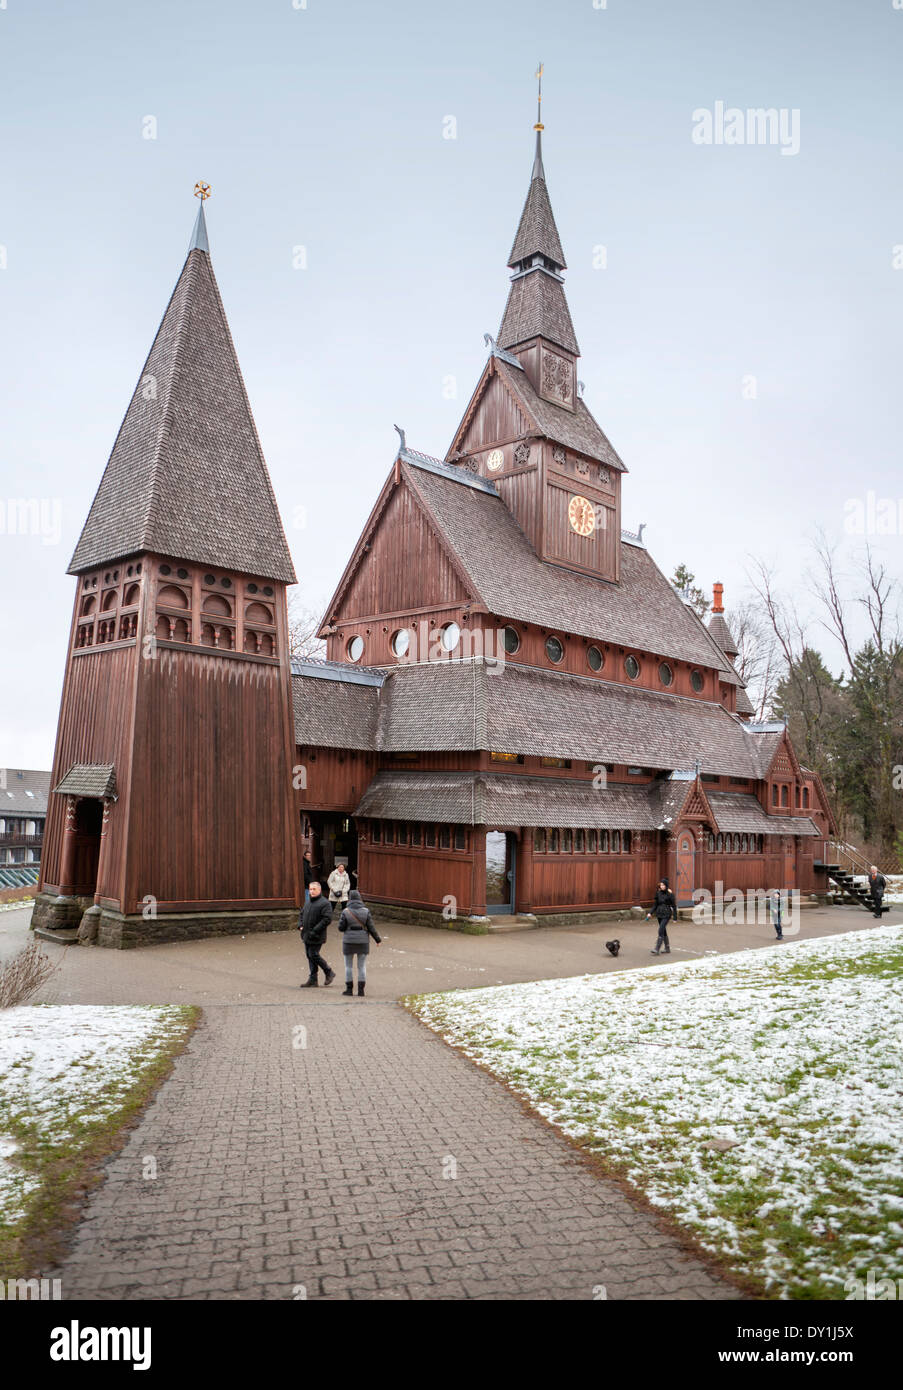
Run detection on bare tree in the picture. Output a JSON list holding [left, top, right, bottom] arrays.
[[0, 941, 58, 1008], [728, 598, 780, 720], [287, 593, 327, 663]]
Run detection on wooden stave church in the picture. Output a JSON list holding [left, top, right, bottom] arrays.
[[33, 132, 835, 946]]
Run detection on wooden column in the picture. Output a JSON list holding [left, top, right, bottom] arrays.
[[58, 797, 77, 896], [470, 826, 487, 916], [517, 829, 534, 913]]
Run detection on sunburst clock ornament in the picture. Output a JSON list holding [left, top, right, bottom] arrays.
[[568, 495, 595, 537], [194, 181, 212, 201]]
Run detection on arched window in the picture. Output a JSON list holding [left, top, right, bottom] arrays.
[[158, 584, 189, 609]]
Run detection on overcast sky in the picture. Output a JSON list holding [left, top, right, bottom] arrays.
[[1, 0, 901, 768]]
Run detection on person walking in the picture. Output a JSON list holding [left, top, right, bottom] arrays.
[[298, 881, 336, 987], [302, 850, 313, 907], [338, 888, 381, 996], [868, 865, 887, 920], [769, 889, 784, 940], [327, 861, 351, 917], [646, 878, 677, 955]]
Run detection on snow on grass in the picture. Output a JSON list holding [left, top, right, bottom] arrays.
[[409, 925, 903, 1299], [0, 1005, 195, 1233]]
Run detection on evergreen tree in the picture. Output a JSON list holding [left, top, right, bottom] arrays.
[[670, 564, 710, 619]]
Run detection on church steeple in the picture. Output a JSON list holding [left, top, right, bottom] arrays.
[[68, 186, 295, 583], [498, 86, 579, 361]]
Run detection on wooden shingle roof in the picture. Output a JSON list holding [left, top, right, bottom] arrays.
[[356, 770, 665, 829], [507, 134, 566, 270], [69, 218, 295, 582], [402, 459, 736, 677], [498, 271, 578, 355]]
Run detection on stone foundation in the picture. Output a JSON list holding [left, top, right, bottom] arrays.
[[30, 891, 95, 933], [90, 906, 299, 949]]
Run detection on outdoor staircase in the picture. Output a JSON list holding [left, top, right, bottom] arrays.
[[817, 862, 889, 916]]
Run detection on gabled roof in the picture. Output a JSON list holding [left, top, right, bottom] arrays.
[[493, 358, 625, 468], [402, 456, 736, 677], [69, 212, 295, 583], [1, 769, 51, 815], [53, 764, 118, 799]]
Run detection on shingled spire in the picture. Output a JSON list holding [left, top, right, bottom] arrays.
[[498, 125, 578, 356], [68, 195, 295, 582], [707, 583, 740, 661]]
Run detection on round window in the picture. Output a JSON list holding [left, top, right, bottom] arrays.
[[587, 646, 604, 672], [160, 564, 171, 576], [659, 662, 673, 687], [347, 635, 364, 662], [691, 669, 704, 693], [392, 628, 411, 658], [625, 655, 640, 680], [502, 626, 520, 655], [545, 635, 564, 663], [441, 622, 461, 652]]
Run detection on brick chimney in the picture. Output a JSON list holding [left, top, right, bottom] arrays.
[[712, 582, 724, 615]]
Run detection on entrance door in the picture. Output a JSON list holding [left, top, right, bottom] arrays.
[[782, 837, 796, 890], [486, 832, 516, 914], [675, 832, 695, 906], [309, 814, 358, 885], [71, 799, 102, 897]]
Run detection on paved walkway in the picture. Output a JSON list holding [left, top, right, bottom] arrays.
[[50, 1001, 736, 1300], [8, 903, 891, 1301]]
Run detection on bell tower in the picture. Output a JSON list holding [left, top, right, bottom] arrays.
[[33, 188, 302, 947], [447, 77, 626, 585]]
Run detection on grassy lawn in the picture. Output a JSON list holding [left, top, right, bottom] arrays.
[[407, 925, 903, 1299], [0, 1004, 199, 1278]]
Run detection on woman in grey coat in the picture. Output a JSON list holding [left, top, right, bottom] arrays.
[[338, 889, 382, 996]]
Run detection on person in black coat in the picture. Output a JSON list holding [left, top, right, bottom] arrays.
[[646, 878, 677, 955], [337, 888, 382, 997], [299, 881, 336, 987], [868, 866, 887, 919]]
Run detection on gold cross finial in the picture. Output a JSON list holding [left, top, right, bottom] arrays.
[[194, 181, 211, 201], [534, 62, 544, 131]]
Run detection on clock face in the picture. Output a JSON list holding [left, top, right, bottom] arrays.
[[486, 448, 504, 472], [568, 495, 596, 537]]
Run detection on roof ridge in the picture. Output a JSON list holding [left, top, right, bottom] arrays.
[[143, 249, 199, 548]]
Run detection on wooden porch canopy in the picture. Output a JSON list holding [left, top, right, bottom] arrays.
[[52, 764, 118, 800]]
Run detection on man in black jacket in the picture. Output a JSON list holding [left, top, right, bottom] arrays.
[[868, 866, 887, 920], [299, 882, 336, 987], [646, 879, 678, 955]]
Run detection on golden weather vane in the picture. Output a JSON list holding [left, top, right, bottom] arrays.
[[194, 181, 211, 201], [534, 61, 544, 131]]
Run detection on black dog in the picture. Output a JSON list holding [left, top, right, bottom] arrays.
[[605, 939, 621, 957]]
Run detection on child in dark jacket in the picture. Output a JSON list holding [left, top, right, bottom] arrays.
[[338, 889, 382, 996]]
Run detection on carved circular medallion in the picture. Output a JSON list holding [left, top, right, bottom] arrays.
[[568, 495, 596, 537], [486, 448, 504, 472]]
